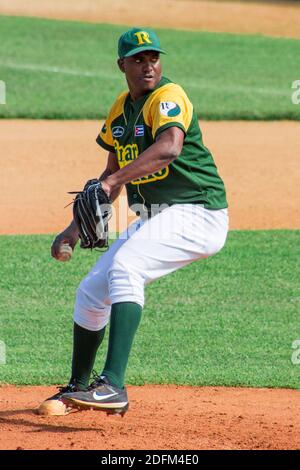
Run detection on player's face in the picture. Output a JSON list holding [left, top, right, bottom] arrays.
[[118, 51, 162, 100]]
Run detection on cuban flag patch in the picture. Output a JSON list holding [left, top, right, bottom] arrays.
[[135, 125, 144, 137]]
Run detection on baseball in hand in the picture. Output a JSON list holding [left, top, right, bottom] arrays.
[[57, 243, 73, 262]]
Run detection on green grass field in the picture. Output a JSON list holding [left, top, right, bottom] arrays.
[[0, 231, 299, 388], [0, 16, 299, 120]]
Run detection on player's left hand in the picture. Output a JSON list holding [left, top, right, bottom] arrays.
[[70, 179, 112, 250]]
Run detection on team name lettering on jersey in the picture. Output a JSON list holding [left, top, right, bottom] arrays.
[[114, 140, 169, 184], [132, 167, 169, 185], [114, 140, 139, 166]]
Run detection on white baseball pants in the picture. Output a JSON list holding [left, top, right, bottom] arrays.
[[73, 205, 229, 331]]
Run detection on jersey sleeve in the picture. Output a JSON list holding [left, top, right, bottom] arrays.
[[96, 91, 128, 153], [147, 84, 193, 140], [96, 119, 115, 152]]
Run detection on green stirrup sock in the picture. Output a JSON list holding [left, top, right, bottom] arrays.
[[71, 322, 106, 389], [102, 302, 142, 389]]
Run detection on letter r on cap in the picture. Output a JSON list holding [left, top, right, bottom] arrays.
[[134, 31, 152, 45]]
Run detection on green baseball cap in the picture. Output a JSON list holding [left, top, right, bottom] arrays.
[[118, 27, 166, 58]]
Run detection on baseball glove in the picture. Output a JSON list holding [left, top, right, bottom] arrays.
[[69, 179, 112, 250]]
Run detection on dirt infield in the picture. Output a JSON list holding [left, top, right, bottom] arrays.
[[1, 0, 300, 38], [1, 120, 299, 235], [0, 385, 299, 450]]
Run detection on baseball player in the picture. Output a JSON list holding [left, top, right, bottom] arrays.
[[39, 27, 228, 417]]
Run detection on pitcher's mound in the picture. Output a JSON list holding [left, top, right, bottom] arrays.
[[0, 384, 299, 450]]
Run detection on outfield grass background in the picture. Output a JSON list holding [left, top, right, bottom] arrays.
[[0, 231, 299, 388], [0, 16, 299, 120]]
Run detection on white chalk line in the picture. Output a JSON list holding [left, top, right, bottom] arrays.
[[0, 60, 121, 81], [0, 60, 291, 96]]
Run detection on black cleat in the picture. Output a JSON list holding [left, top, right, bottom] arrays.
[[61, 375, 129, 416]]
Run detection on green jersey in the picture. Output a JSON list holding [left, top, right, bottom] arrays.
[[96, 77, 228, 210]]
